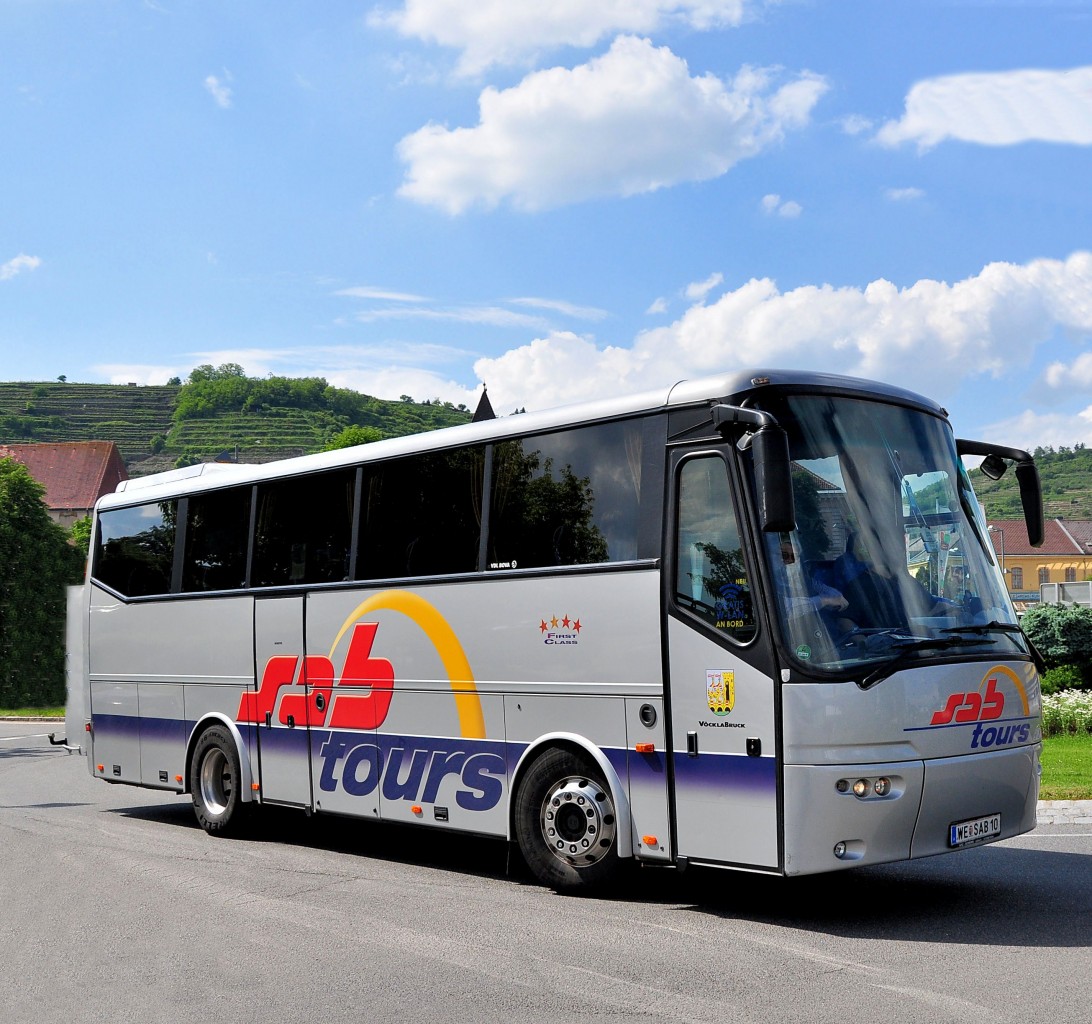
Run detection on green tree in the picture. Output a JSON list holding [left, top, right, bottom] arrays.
[[0, 459, 85, 706], [323, 425, 383, 451], [1021, 602, 1092, 681], [69, 515, 92, 555]]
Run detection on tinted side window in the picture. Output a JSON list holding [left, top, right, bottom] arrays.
[[252, 470, 355, 586], [489, 420, 643, 570], [95, 502, 178, 597], [675, 456, 755, 642], [357, 448, 484, 579], [182, 486, 252, 592]]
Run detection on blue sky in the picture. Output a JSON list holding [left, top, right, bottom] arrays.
[[2, 1, 1091, 449]]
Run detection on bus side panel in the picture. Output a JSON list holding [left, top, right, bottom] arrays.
[[89, 681, 140, 783], [88, 587, 255, 789], [625, 697, 670, 862], [65, 585, 91, 769], [301, 571, 664, 843], [138, 682, 186, 789]]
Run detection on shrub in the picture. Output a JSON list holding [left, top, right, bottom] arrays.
[[1042, 689, 1092, 737], [1041, 663, 1086, 696]]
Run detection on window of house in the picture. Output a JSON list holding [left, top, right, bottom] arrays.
[[1010, 566, 1023, 590], [1039, 567, 1050, 586], [1065, 567, 1077, 583]]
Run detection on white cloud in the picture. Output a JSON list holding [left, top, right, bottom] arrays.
[[475, 252, 1092, 414], [979, 407, 1092, 454], [877, 66, 1092, 150], [686, 272, 724, 301], [204, 72, 233, 109], [508, 296, 609, 320], [397, 36, 828, 212], [1, 253, 41, 280], [336, 285, 429, 302], [97, 364, 189, 385], [761, 193, 801, 217], [840, 114, 872, 136], [351, 304, 549, 329], [646, 297, 668, 315], [373, 0, 751, 76], [885, 187, 925, 202]]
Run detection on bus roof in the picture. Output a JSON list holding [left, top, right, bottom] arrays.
[[100, 368, 944, 510]]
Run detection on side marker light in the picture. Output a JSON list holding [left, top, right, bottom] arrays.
[[635, 743, 655, 753]]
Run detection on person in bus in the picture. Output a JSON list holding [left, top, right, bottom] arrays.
[[825, 531, 953, 632]]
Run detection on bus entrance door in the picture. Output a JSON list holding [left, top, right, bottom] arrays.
[[667, 620, 779, 870], [667, 450, 779, 870], [252, 595, 313, 808]]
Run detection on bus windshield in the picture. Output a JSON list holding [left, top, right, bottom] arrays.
[[758, 393, 1026, 674]]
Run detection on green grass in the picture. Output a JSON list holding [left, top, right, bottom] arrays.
[[3, 706, 1089, 798], [1039, 733, 1092, 800]]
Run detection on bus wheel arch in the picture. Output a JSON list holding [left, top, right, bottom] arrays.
[[511, 739, 632, 894], [186, 717, 255, 837]]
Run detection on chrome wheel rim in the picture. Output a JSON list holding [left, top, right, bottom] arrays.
[[539, 774, 616, 867], [198, 748, 232, 817]]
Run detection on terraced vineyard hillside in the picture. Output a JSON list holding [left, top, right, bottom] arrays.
[[0, 379, 470, 477]]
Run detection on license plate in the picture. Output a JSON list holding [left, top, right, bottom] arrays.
[[949, 812, 1002, 847]]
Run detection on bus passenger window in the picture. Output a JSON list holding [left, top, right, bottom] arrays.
[[357, 448, 484, 580], [252, 469, 355, 587], [94, 501, 178, 597], [675, 457, 755, 641], [182, 486, 251, 592]]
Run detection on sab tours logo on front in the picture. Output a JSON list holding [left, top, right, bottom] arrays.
[[921, 665, 1035, 750], [539, 613, 582, 646]]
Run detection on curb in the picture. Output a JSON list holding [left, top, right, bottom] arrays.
[[1036, 800, 1092, 826]]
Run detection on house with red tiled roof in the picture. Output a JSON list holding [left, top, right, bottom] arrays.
[[986, 518, 1092, 608], [0, 442, 127, 527]]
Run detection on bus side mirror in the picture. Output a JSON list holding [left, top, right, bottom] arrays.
[[1016, 461, 1044, 548], [751, 425, 796, 533]]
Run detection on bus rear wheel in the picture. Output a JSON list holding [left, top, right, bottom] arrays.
[[515, 748, 621, 894], [190, 725, 250, 837]]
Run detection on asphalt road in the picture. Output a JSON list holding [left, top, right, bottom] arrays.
[[3, 721, 1090, 1024]]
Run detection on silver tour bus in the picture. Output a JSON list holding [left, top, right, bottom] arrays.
[[65, 369, 1045, 892]]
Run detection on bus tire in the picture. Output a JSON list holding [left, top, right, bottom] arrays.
[[514, 748, 621, 894], [190, 725, 250, 837]]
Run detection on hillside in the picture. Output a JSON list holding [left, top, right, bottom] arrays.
[[0, 377, 470, 477], [970, 445, 1092, 520]]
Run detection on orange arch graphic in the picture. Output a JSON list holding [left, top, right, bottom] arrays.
[[981, 664, 1030, 717], [330, 590, 485, 740]]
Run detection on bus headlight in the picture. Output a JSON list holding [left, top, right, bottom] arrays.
[[873, 777, 891, 797], [852, 778, 870, 798]]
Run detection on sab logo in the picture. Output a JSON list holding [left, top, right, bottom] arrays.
[[927, 666, 1034, 750], [236, 589, 487, 739], [930, 677, 1005, 725]]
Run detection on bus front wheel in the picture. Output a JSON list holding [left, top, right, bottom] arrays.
[[190, 725, 250, 837], [514, 748, 621, 894]]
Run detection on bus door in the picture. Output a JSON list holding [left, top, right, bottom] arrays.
[[666, 450, 779, 870], [252, 594, 313, 808]]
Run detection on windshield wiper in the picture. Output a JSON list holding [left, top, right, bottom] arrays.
[[942, 621, 1024, 637], [944, 621, 1046, 673], [858, 635, 996, 691]]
